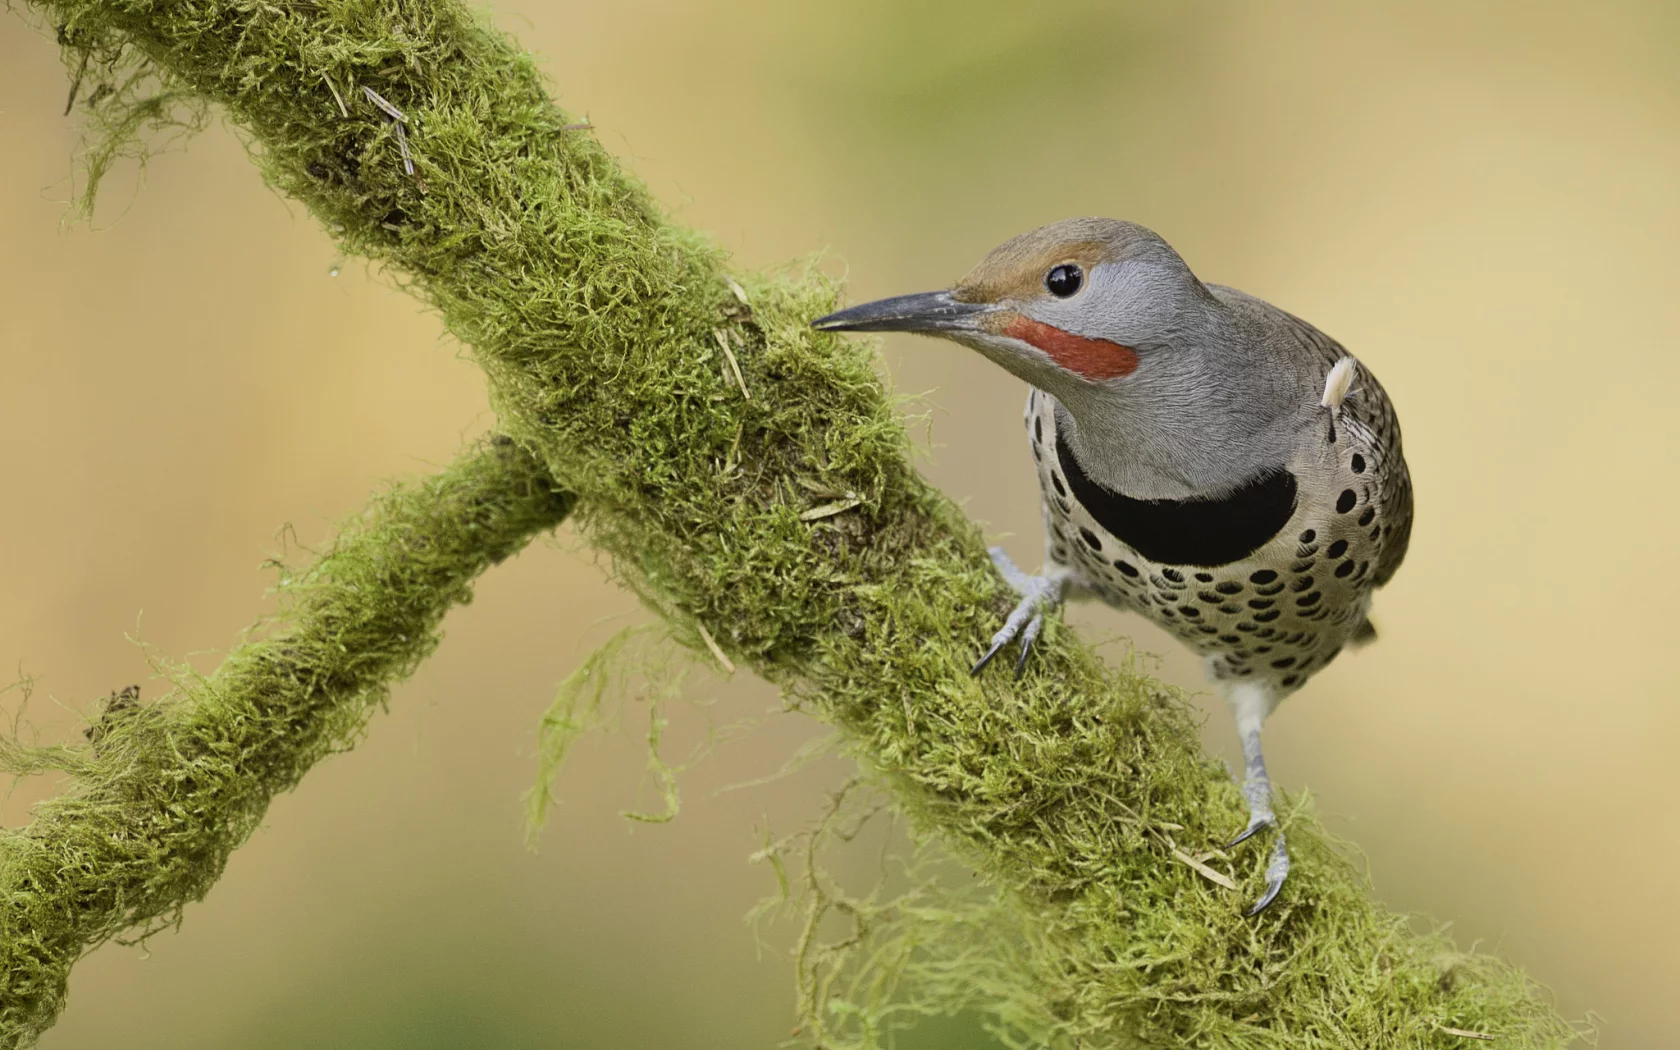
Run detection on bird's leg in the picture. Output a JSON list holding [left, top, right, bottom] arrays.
[[971, 548, 1074, 678], [1224, 682, 1289, 915]]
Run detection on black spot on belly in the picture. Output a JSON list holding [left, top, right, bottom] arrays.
[[1114, 559, 1139, 577], [1359, 508, 1376, 527], [1055, 432, 1297, 567], [1336, 489, 1357, 514], [1326, 539, 1349, 559], [1079, 527, 1102, 551]]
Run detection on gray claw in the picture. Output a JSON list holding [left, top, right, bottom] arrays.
[[1246, 879, 1284, 916], [1014, 613, 1045, 678], [973, 550, 1068, 679], [971, 640, 1006, 676], [1227, 814, 1272, 849], [1243, 834, 1290, 916]]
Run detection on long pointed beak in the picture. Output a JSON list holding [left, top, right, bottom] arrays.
[[811, 290, 995, 334]]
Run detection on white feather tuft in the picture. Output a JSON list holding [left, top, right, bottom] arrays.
[[1320, 356, 1358, 415]]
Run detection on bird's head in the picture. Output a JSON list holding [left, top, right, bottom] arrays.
[[812, 217, 1221, 400], [812, 217, 1292, 498]]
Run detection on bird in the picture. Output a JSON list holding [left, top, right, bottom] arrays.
[[811, 218, 1412, 914]]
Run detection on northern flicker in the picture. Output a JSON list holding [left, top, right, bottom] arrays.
[[812, 218, 1413, 914]]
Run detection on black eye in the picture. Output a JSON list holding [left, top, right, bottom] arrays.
[[1045, 263, 1083, 298]]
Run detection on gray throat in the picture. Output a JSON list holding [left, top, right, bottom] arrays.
[[1050, 399, 1293, 502]]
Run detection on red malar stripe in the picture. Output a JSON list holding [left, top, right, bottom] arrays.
[[1003, 314, 1139, 380]]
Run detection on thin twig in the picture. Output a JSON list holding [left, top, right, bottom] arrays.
[[1171, 847, 1237, 891], [393, 120, 414, 175], [323, 73, 348, 118], [799, 497, 861, 522], [715, 329, 749, 400], [695, 622, 735, 675], [1437, 1026, 1496, 1041], [361, 84, 407, 123]]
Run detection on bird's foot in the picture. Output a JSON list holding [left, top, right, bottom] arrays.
[[971, 548, 1068, 678], [1228, 779, 1289, 915]]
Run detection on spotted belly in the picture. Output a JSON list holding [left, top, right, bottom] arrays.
[[1024, 391, 1385, 695]]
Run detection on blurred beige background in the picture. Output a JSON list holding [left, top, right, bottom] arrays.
[[3, 0, 1678, 1046]]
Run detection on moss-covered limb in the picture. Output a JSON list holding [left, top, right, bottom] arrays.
[[8, 2, 1577, 1047], [0, 437, 572, 1047]]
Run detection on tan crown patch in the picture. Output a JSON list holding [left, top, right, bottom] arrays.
[[952, 237, 1110, 305]]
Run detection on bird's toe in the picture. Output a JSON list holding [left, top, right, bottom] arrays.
[[986, 546, 1031, 591], [1227, 812, 1274, 849], [971, 637, 1008, 676], [1243, 834, 1290, 916], [1246, 876, 1286, 917], [1013, 613, 1046, 679]]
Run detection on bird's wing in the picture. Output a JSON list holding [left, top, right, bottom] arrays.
[[1341, 386, 1413, 589], [1277, 308, 1413, 589], [1211, 284, 1413, 589]]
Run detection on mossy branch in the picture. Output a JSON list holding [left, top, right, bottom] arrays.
[[4, 1, 1578, 1047], [0, 437, 573, 1046]]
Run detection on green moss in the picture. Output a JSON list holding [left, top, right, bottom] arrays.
[[524, 624, 695, 838], [0, 438, 572, 1046], [2, 1, 1582, 1048]]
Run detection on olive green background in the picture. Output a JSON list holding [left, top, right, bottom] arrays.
[[2, 1, 1676, 1046]]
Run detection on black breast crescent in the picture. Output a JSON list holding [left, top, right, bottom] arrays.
[[1054, 431, 1297, 567]]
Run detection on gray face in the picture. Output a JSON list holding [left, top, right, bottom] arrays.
[[813, 218, 1316, 500], [1027, 256, 1208, 351]]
